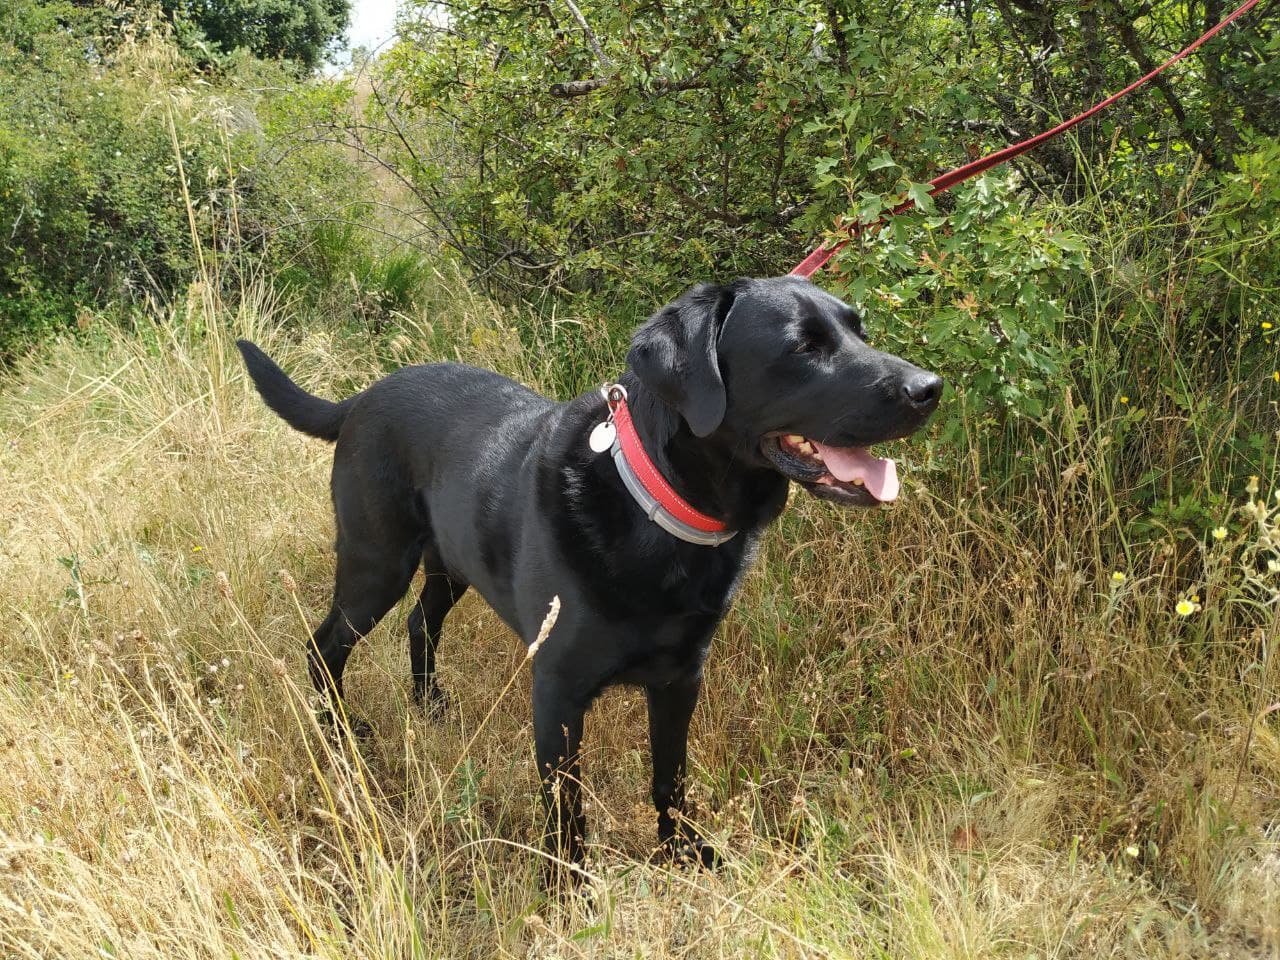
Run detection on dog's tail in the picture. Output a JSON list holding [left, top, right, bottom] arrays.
[[236, 339, 352, 442]]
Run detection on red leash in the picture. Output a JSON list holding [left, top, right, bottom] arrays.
[[791, 0, 1265, 279]]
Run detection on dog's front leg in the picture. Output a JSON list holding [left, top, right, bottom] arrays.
[[532, 670, 587, 882], [647, 674, 718, 868]]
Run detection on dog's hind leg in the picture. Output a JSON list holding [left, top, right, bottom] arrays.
[[309, 533, 421, 716], [407, 567, 468, 712]]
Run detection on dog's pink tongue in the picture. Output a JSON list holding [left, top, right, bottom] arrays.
[[813, 443, 900, 502]]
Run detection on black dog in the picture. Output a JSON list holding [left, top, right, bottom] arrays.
[[237, 275, 940, 872]]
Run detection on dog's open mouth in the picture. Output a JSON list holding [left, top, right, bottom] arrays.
[[761, 433, 900, 507]]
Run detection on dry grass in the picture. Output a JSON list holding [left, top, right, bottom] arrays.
[[1, 276, 1278, 958]]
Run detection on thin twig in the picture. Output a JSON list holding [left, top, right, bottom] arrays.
[[562, 0, 611, 69]]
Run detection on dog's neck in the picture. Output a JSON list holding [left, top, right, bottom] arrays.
[[616, 372, 788, 533]]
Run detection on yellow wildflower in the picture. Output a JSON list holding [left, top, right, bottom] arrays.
[[1111, 571, 1126, 583], [1212, 527, 1227, 540], [1175, 599, 1195, 617]]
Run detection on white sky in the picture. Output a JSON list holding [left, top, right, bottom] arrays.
[[347, 0, 399, 53]]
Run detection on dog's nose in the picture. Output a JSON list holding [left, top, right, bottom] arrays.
[[901, 370, 943, 410]]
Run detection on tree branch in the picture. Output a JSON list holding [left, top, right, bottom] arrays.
[[1112, 2, 1220, 168], [549, 74, 709, 97], [562, 0, 612, 69]]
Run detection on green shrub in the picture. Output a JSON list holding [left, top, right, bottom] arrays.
[[361, 0, 1278, 484], [370, 0, 1276, 307], [0, 0, 373, 359], [0, 3, 205, 351], [161, 0, 350, 71]]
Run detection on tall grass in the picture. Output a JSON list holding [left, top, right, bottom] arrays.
[[1, 69, 1278, 953], [1, 257, 1277, 957]]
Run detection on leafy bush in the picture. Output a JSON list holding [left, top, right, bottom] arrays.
[[0, 3, 206, 349], [161, 0, 351, 71], [360, 0, 1279, 533], [371, 0, 1275, 300], [0, 0, 371, 359], [822, 174, 1088, 434]]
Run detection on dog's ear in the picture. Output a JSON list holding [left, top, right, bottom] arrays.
[[627, 282, 737, 437]]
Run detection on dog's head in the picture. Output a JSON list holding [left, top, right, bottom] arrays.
[[627, 275, 942, 507]]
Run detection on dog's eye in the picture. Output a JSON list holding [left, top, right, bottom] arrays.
[[794, 316, 835, 355]]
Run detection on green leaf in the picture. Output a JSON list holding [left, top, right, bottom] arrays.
[[906, 182, 937, 214], [867, 151, 897, 171], [857, 191, 884, 223]]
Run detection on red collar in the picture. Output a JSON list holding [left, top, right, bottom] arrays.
[[593, 385, 736, 546]]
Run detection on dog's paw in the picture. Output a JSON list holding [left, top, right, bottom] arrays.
[[423, 686, 450, 720], [333, 716, 374, 745], [653, 836, 721, 870], [346, 716, 374, 741], [543, 864, 593, 898], [412, 684, 450, 720], [317, 707, 373, 746]]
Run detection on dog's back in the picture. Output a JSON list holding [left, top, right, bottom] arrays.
[[237, 340, 558, 631]]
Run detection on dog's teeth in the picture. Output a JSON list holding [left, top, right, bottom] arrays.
[[852, 477, 864, 486], [785, 434, 805, 444], [797, 441, 815, 455]]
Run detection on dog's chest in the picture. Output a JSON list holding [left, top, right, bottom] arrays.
[[605, 608, 722, 689], [603, 531, 754, 621]]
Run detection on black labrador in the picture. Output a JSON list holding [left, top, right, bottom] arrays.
[[237, 275, 941, 873]]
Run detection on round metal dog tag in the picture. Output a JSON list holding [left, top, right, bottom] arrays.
[[588, 421, 616, 453]]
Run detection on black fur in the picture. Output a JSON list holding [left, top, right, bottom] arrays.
[[236, 275, 941, 875], [237, 339, 353, 441]]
